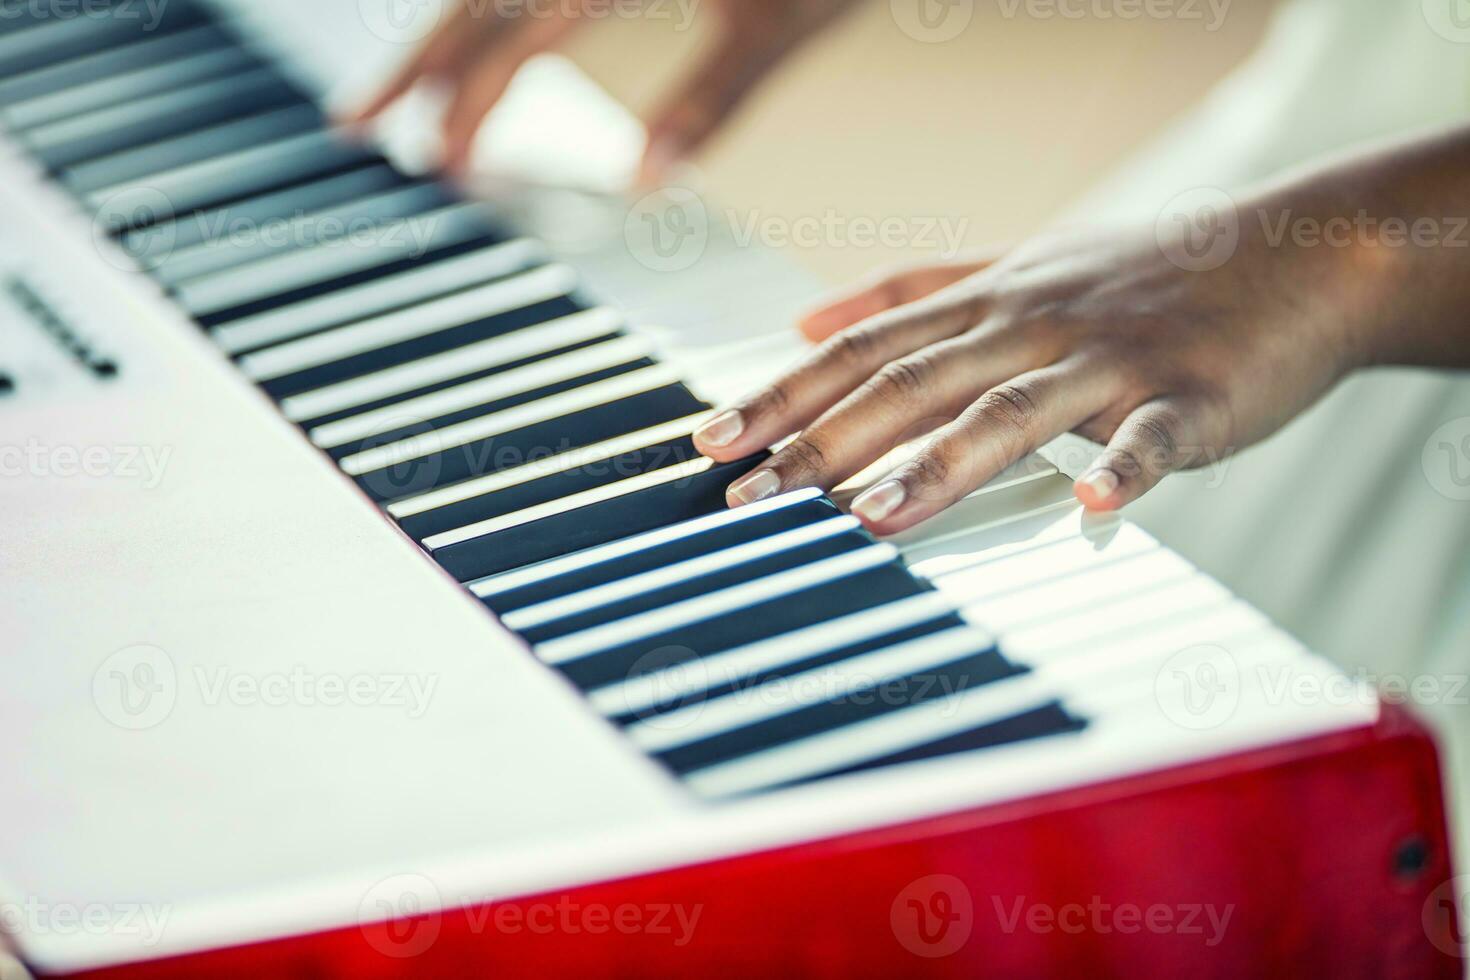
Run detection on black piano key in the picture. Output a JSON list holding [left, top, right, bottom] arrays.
[[257, 295, 582, 400], [0, 1, 208, 79], [520, 532, 875, 646], [63, 102, 323, 194], [656, 647, 1022, 776], [780, 703, 1088, 790], [555, 563, 928, 693], [28, 68, 307, 170], [126, 162, 411, 259], [480, 496, 843, 616], [197, 233, 505, 329], [608, 614, 969, 727], [325, 356, 657, 460], [296, 330, 622, 431], [397, 433, 698, 543], [435, 454, 767, 583], [352, 382, 709, 504]]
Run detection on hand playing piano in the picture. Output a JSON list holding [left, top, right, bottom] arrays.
[[691, 150, 1470, 532], [347, 0, 860, 181]]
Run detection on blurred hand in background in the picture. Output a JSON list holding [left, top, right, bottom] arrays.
[[348, 0, 861, 181]]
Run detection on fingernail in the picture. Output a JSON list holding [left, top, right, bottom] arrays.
[[853, 481, 907, 524], [729, 468, 783, 505], [695, 410, 744, 449], [1077, 468, 1120, 504]]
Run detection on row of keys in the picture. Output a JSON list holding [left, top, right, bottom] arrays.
[[1, 0, 1087, 797]]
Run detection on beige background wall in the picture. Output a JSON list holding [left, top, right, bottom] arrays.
[[566, 0, 1277, 283]]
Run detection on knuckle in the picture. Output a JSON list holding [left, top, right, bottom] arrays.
[[974, 382, 1043, 455], [776, 436, 831, 481], [1131, 409, 1182, 460], [907, 448, 953, 490], [822, 325, 883, 371], [867, 355, 936, 410], [753, 379, 793, 419]]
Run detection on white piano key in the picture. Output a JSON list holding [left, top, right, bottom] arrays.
[[280, 307, 621, 423], [154, 180, 452, 286], [309, 335, 654, 450], [389, 413, 709, 520], [628, 624, 996, 754], [85, 130, 375, 233], [338, 363, 682, 476], [1027, 601, 1271, 674], [469, 488, 827, 599], [928, 525, 1158, 607], [959, 546, 1196, 636], [238, 264, 576, 382], [535, 543, 902, 667], [180, 201, 498, 316], [427, 456, 719, 552], [589, 591, 958, 719], [888, 473, 1082, 559], [2, 39, 255, 131], [504, 515, 863, 632], [1001, 573, 1237, 659], [907, 507, 1127, 580], [214, 237, 546, 355]]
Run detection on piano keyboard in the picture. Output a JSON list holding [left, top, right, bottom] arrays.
[[0, 0, 1343, 804]]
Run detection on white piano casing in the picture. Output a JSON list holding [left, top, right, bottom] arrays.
[[0, 1, 1378, 973]]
